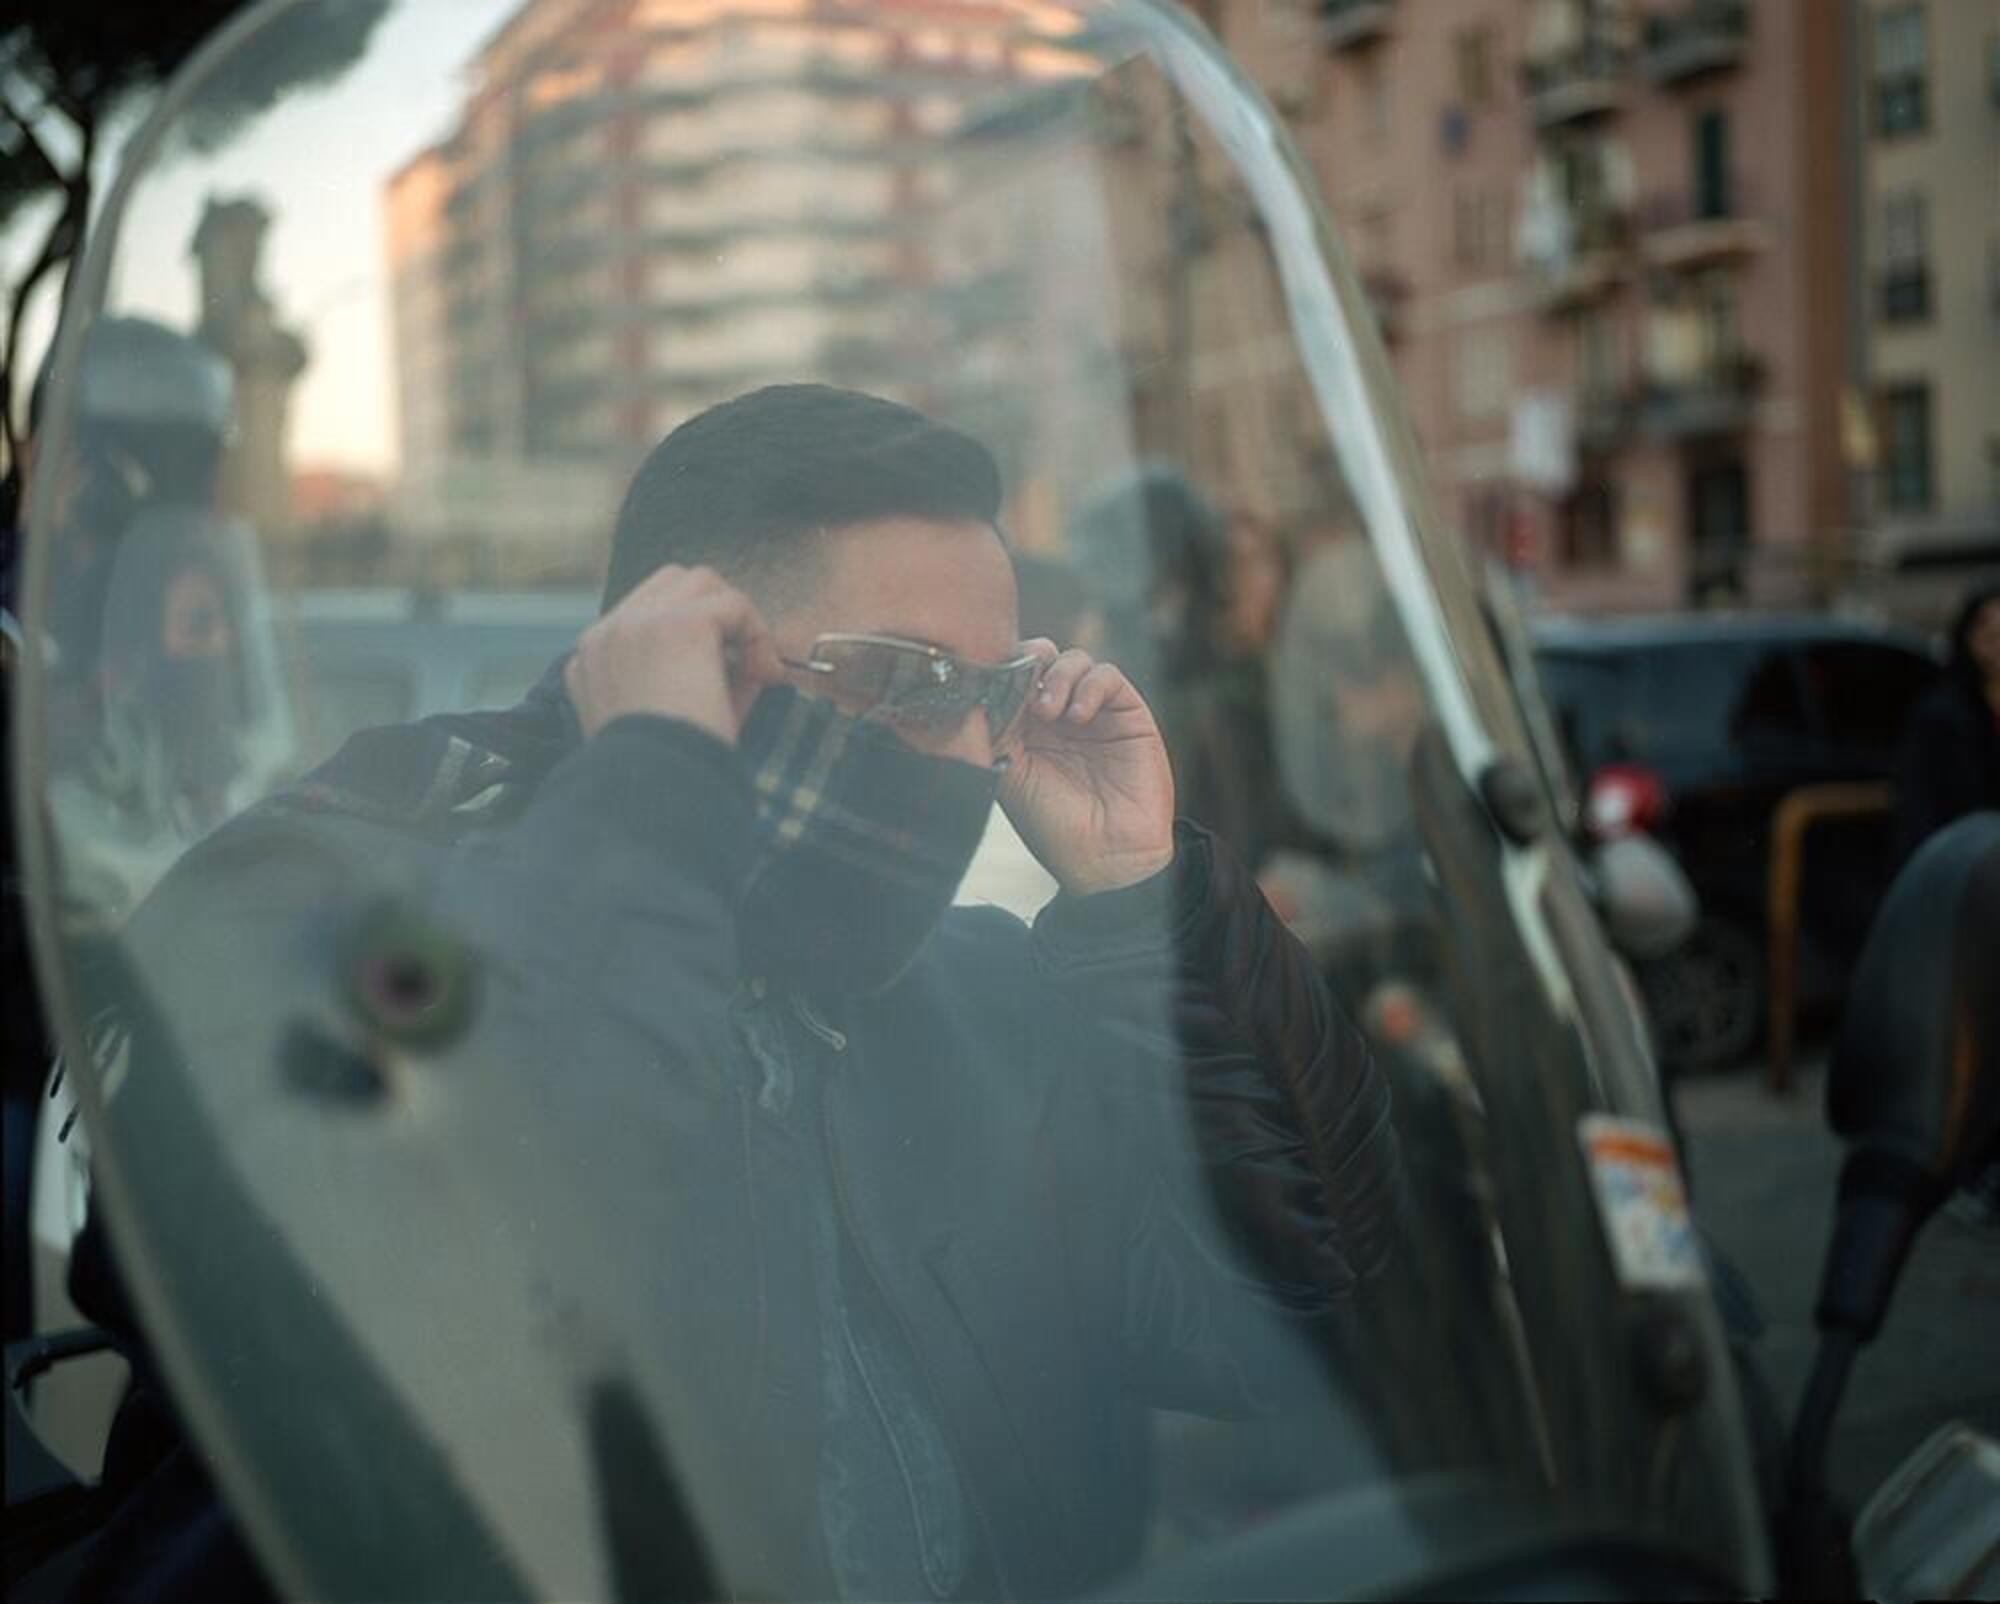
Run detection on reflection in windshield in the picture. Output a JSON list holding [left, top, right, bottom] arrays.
[[99, 382, 1411, 1599], [15, 1, 1770, 1597]]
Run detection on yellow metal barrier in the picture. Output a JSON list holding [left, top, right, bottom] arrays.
[[1765, 781, 1893, 1094]]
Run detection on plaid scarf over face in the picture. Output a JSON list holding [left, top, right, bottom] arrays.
[[735, 686, 998, 996]]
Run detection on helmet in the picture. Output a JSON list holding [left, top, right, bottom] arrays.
[[35, 316, 234, 440], [33, 317, 235, 516]]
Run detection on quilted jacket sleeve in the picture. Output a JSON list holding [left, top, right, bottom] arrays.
[[1030, 821, 1405, 1346]]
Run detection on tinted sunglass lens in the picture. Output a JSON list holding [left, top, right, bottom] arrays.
[[982, 662, 1044, 744], [811, 639, 900, 708]]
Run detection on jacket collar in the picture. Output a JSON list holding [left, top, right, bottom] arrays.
[[285, 656, 580, 835]]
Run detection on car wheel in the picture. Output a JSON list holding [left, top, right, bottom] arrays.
[[1635, 914, 1764, 1074]]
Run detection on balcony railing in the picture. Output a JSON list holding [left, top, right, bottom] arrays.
[[1532, 204, 1634, 310], [1638, 178, 1765, 267], [1879, 266, 1931, 324], [1637, 351, 1764, 439], [1575, 384, 1633, 449], [1640, 0, 1750, 86], [1520, 37, 1630, 128], [1321, 0, 1394, 52]]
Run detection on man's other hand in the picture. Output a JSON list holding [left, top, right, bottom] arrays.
[[565, 565, 783, 745], [1001, 644, 1175, 896]]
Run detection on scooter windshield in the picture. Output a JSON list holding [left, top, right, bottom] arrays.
[[12, 0, 1770, 1596]]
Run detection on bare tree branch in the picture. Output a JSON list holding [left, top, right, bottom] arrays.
[[0, 103, 90, 494], [0, 88, 64, 190]]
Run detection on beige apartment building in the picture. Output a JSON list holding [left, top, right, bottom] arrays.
[[380, 0, 1994, 598], [1854, 0, 2000, 573], [1207, 0, 1859, 611], [381, 0, 1094, 578]]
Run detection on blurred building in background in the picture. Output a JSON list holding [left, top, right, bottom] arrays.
[[1852, 0, 2000, 586], [375, 0, 1998, 602], [1213, 0, 1870, 612], [381, 0, 1098, 580]]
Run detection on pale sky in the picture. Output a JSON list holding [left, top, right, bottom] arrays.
[[8, 0, 516, 479]]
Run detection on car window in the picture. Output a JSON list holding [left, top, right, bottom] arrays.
[[1797, 643, 1938, 756], [1533, 650, 1628, 775], [1721, 647, 1813, 750], [1536, 641, 1814, 770]]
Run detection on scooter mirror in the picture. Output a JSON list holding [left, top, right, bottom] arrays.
[[1852, 1423, 2000, 1604], [1589, 834, 1697, 964]]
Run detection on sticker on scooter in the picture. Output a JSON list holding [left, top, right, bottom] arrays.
[[1577, 1115, 1705, 1291]]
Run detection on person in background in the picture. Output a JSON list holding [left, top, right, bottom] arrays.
[[1174, 508, 1312, 876], [1892, 582, 2000, 869], [1066, 469, 1308, 874], [1892, 581, 2000, 1230]]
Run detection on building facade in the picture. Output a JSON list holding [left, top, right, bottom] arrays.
[[381, 0, 1095, 578], [1854, 0, 2000, 572], [1204, 0, 1861, 611]]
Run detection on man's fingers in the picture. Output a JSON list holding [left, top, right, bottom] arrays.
[[1065, 662, 1132, 723], [724, 607, 787, 687], [569, 561, 771, 744], [1033, 648, 1095, 719]]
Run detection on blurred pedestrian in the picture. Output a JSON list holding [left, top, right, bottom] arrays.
[[1891, 581, 2000, 1230], [1892, 582, 2000, 869]]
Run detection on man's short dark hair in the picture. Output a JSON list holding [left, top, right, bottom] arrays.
[[602, 384, 1004, 611]]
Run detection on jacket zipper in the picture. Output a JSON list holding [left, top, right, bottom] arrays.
[[818, 1072, 1012, 1599]]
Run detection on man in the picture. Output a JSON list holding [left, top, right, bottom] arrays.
[[100, 385, 1400, 1598]]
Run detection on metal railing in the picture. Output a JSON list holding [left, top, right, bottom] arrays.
[[1520, 36, 1630, 126], [1637, 170, 1757, 234], [1640, 0, 1750, 85], [1636, 351, 1764, 437]]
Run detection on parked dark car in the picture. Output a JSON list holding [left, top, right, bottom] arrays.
[[1532, 614, 1940, 1072]]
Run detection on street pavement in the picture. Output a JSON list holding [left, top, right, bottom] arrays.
[[1676, 1061, 2000, 1513]]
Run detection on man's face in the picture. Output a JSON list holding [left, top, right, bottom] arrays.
[[766, 516, 1021, 767]]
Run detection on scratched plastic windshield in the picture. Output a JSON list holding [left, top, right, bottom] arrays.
[[12, 1, 1769, 1597]]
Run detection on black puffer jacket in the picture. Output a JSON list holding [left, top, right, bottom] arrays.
[[105, 672, 1401, 1596]]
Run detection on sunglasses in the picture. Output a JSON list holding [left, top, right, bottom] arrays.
[[781, 633, 1044, 746]]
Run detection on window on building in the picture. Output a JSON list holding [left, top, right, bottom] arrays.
[[1455, 26, 1496, 107], [1873, 3, 1928, 137], [1362, 56, 1391, 146], [1687, 458, 1751, 602], [1692, 108, 1733, 220], [1462, 484, 1509, 557], [1576, 306, 1621, 398], [1558, 480, 1620, 569], [1691, 270, 1741, 371], [1879, 190, 1931, 322], [1453, 187, 1504, 271], [1455, 326, 1514, 421], [1879, 385, 1934, 511], [1453, 189, 1480, 268]]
